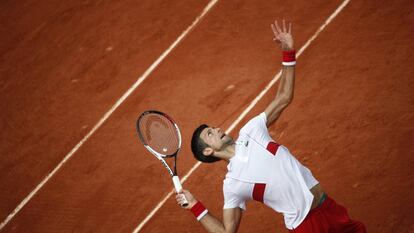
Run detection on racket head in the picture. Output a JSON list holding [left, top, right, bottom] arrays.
[[136, 110, 182, 158]]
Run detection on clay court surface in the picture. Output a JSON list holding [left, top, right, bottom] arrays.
[[1, 0, 413, 232]]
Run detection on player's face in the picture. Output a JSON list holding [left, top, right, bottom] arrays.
[[201, 127, 233, 151]]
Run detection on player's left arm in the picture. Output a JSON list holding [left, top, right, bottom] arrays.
[[264, 20, 296, 126]]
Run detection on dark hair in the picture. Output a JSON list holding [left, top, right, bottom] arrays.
[[191, 124, 221, 163]]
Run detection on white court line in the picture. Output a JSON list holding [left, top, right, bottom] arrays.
[[0, 0, 220, 230], [131, 0, 351, 232]]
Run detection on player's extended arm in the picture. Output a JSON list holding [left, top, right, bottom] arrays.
[[198, 208, 242, 233], [177, 190, 242, 233], [264, 20, 296, 126]]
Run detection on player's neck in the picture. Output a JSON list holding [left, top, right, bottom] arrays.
[[214, 143, 235, 162]]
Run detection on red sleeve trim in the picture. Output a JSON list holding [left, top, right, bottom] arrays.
[[252, 183, 266, 203], [266, 141, 280, 155]]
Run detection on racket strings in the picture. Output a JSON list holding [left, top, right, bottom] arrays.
[[139, 114, 180, 156]]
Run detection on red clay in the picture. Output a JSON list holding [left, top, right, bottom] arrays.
[[1, 0, 413, 232], [0, 0, 208, 224]]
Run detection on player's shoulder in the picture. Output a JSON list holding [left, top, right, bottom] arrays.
[[239, 112, 268, 135]]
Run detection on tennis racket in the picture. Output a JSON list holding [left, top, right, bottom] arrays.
[[136, 110, 188, 207]]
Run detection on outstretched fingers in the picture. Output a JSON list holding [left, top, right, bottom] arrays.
[[288, 22, 292, 34], [271, 23, 278, 37], [275, 20, 283, 34], [271, 19, 294, 50]]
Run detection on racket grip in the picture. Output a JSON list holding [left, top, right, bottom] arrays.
[[172, 176, 188, 207]]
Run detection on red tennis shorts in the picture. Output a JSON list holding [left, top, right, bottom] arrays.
[[289, 196, 366, 233]]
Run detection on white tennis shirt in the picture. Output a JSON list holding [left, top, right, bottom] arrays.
[[223, 112, 319, 230]]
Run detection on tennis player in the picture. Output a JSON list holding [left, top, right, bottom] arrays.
[[176, 20, 366, 233]]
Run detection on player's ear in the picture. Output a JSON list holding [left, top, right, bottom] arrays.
[[202, 147, 214, 156]]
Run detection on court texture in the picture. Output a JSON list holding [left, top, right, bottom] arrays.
[[0, 0, 413, 232]]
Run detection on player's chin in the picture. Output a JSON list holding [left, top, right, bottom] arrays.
[[221, 135, 233, 144]]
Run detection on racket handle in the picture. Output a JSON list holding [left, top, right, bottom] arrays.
[[172, 176, 188, 207]]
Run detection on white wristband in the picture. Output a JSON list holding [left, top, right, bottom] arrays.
[[197, 209, 209, 221], [282, 61, 296, 66]]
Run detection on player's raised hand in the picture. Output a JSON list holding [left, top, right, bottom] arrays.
[[271, 19, 294, 51], [175, 189, 197, 209]]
